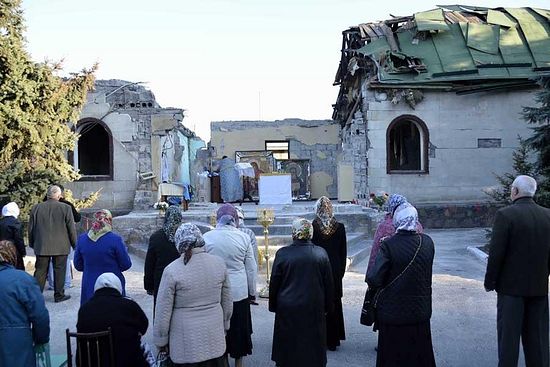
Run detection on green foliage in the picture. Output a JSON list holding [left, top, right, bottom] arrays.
[[485, 137, 536, 205], [523, 76, 550, 208], [64, 189, 102, 211], [0, 0, 96, 219]]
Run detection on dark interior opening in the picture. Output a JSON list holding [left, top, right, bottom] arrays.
[[78, 123, 110, 175]]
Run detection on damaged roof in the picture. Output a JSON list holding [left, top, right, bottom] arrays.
[[334, 5, 550, 92]]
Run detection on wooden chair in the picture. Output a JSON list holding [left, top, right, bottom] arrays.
[[65, 328, 115, 367]]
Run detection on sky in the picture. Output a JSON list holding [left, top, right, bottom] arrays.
[[21, 0, 549, 141]]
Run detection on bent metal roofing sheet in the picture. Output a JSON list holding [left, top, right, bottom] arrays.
[[352, 5, 550, 86]]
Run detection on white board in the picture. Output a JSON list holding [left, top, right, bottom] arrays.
[[259, 174, 292, 205]]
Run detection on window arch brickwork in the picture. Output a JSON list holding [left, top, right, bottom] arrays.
[[386, 115, 429, 174]]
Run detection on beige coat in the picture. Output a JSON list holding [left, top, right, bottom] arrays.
[[154, 248, 232, 364]]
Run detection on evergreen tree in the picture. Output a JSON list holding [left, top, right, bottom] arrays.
[[0, 0, 96, 219], [486, 137, 536, 205], [523, 76, 550, 208]]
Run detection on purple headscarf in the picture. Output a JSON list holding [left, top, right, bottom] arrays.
[[216, 203, 238, 227]]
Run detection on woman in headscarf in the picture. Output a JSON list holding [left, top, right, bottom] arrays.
[[311, 196, 347, 351], [74, 209, 132, 305], [367, 204, 436, 367], [77, 272, 149, 367], [270, 218, 335, 367], [154, 223, 233, 367], [0, 240, 49, 367], [366, 194, 424, 275], [0, 202, 25, 270], [144, 205, 182, 310], [203, 203, 256, 367]]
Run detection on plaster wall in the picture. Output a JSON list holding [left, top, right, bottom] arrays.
[[366, 89, 536, 203], [210, 119, 341, 198]]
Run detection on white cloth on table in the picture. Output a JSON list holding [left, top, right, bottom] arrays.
[[234, 163, 255, 178]]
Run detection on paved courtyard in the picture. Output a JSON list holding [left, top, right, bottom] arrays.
[[40, 228, 527, 366]]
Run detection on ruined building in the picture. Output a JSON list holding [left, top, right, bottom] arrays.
[[66, 80, 205, 212], [334, 5, 550, 208]]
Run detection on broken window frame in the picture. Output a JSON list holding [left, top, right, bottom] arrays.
[[265, 140, 290, 161], [69, 118, 114, 181], [386, 115, 429, 174]]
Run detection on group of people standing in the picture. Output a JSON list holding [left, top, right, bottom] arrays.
[[1, 174, 549, 367]]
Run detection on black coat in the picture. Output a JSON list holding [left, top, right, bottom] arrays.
[[311, 220, 347, 347], [144, 229, 180, 303], [0, 216, 26, 270], [311, 220, 347, 298], [485, 197, 550, 296], [367, 231, 435, 325], [76, 288, 149, 367], [269, 240, 334, 367]]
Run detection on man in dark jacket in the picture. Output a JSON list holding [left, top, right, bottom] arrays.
[[485, 175, 550, 367], [29, 185, 76, 303], [77, 272, 149, 367], [269, 218, 334, 367]]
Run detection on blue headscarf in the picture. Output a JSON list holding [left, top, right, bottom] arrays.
[[385, 194, 408, 215]]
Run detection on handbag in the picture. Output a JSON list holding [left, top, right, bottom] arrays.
[[360, 287, 378, 326], [360, 235, 423, 327]]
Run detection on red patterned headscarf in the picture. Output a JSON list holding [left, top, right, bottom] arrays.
[[88, 209, 113, 242]]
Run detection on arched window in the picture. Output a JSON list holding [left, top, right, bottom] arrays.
[[73, 118, 113, 180], [386, 115, 429, 174]]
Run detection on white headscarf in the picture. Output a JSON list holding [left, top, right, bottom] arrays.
[[94, 272, 123, 294], [2, 202, 20, 219], [393, 203, 419, 232]]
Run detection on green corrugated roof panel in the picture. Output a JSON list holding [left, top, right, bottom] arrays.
[[467, 23, 500, 54], [487, 9, 517, 27], [397, 30, 444, 77], [431, 23, 477, 75], [356, 37, 390, 57], [532, 8, 550, 21], [506, 8, 550, 69], [415, 8, 449, 31]]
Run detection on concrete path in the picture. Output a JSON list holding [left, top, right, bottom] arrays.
[[42, 228, 525, 366]]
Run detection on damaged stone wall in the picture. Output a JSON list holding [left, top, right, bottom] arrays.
[[67, 80, 191, 212], [364, 88, 535, 203], [210, 119, 340, 198]]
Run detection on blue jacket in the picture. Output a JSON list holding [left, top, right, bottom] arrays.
[[74, 231, 132, 305], [0, 264, 50, 367]]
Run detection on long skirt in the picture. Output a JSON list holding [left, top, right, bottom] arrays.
[[173, 355, 229, 367], [226, 298, 253, 358], [326, 297, 346, 348], [376, 321, 436, 367]]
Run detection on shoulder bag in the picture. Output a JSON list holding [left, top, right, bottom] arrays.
[[360, 234, 423, 327]]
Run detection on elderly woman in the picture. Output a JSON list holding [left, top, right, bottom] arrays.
[[154, 223, 232, 367], [74, 209, 132, 305], [144, 205, 182, 309], [367, 194, 424, 275], [77, 272, 149, 367], [0, 240, 49, 367], [311, 196, 347, 351], [203, 204, 256, 367], [270, 218, 335, 367], [0, 202, 25, 270], [367, 204, 436, 367]]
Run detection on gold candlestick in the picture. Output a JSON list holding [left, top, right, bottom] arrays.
[[209, 210, 218, 227], [257, 208, 274, 298]]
